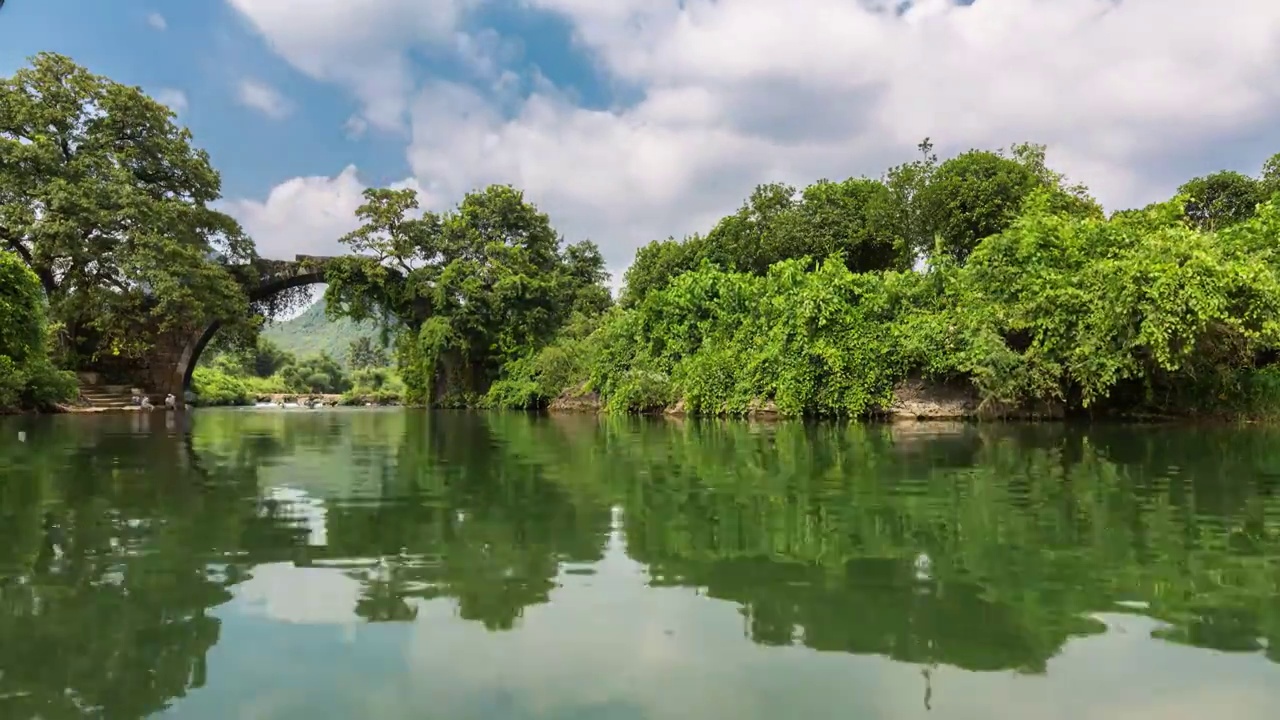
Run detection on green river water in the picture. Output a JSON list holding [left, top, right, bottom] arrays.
[[1, 409, 1278, 719]]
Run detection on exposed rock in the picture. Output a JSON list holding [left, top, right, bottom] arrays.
[[746, 398, 780, 418], [662, 397, 778, 417], [547, 385, 603, 413], [885, 378, 1063, 420], [545, 379, 1063, 420]]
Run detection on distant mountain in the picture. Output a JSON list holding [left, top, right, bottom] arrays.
[[262, 299, 385, 365]]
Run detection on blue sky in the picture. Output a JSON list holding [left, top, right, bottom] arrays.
[[0, 0, 620, 200], [3, 0, 1279, 276]]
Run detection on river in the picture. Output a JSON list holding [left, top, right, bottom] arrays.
[[1, 409, 1278, 719]]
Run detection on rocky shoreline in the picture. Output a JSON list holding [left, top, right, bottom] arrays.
[[547, 377, 1065, 421]]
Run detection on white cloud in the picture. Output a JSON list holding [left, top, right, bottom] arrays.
[[146, 12, 167, 31], [220, 165, 433, 261], [220, 166, 369, 260], [224, 0, 1280, 272], [153, 88, 188, 114], [226, 0, 479, 131], [236, 78, 293, 119]]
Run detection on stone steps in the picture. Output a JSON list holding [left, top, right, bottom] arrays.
[[78, 383, 142, 410]]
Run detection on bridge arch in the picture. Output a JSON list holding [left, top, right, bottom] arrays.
[[160, 256, 338, 397]]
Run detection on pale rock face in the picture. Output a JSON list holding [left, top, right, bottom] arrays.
[[888, 378, 1065, 420]]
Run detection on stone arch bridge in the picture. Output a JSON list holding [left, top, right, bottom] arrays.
[[143, 254, 340, 398]]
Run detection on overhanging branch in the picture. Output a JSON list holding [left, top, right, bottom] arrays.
[[0, 226, 58, 294]]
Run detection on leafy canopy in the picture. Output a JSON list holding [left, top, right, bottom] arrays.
[[0, 52, 255, 362], [324, 184, 611, 403]]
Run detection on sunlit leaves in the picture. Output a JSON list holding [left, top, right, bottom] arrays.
[[1179, 171, 1264, 232], [327, 184, 612, 406], [0, 53, 253, 362], [0, 250, 76, 410]]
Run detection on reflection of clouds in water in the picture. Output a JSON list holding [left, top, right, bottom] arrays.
[[384, 545, 1280, 720], [205, 527, 1280, 719], [391, 533, 889, 718], [264, 486, 328, 546], [1004, 613, 1277, 720], [236, 563, 361, 627]]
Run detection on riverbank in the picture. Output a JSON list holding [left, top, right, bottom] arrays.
[[5, 372, 1264, 421], [544, 377, 1266, 422], [194, 391, 404, 409], [544, 380, 1058, 421], [7, 392, 392, 414]]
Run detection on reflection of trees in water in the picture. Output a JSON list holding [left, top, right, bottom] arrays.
[[188, 411, 619, 628], [189, 415, 1280, 672], [322, 413, 614, 629], [6, 411, 1278, 715], [0, 416, 310, 718], [483, 415, 1280, 672]]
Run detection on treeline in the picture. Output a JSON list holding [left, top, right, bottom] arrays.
[[193, 335, 404, 405], [330, 139, 1280, 418], [7, 52, 1280, 418]]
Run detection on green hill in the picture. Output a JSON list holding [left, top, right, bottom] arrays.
[[262, 298, 384, 366]]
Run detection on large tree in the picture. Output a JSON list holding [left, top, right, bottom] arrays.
[[0, 53, 256, 365], [324, 184, 611, 404], [1178, 170, 1264, 232]]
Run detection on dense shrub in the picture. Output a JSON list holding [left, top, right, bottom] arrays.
[[0, 251, 76, 412], [544, 194, 1280, 418], [338, 367, 406, 405], [590, 259, 903, 416], [191, 367, 252, 406], [484, 313, 605, 409], [911, 195, 1280, 412]]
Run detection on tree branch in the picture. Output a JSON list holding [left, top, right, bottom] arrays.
[[0, 225, 58, 294]]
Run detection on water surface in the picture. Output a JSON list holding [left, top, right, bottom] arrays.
[[1, 410, 1278, 719]]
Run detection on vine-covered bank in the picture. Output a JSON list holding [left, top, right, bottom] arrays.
[[328, 140, 1280, 419]]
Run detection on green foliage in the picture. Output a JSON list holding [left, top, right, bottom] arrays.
[[279, 352, 350, 394], [198, 333, 362, 398], [924, 195, 1280, 410], [339, 367, 406, 405], [916, 149, 1040, 263], [12, 50, 1280, 426], [202, 336, 295, 378], [1262, 152, 1280, 199], [325, 184, 612, 405], [1179, 170, 1264, 231], [568, 141, 1280, 419], [778, 177, 905, 274], [881, 137, 941, 259], [0, 250, 76, 411], [190, 366, 251, 406], [0, 53, 255, 366], [591, 259, 904, 416], [347, 335, 389, 371], [620, 238, 702, 308], [550, 186, 1280, 418], [0, 249, 44, 364], [484, 312, 606, 409], [621, 176, 910, 306]]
